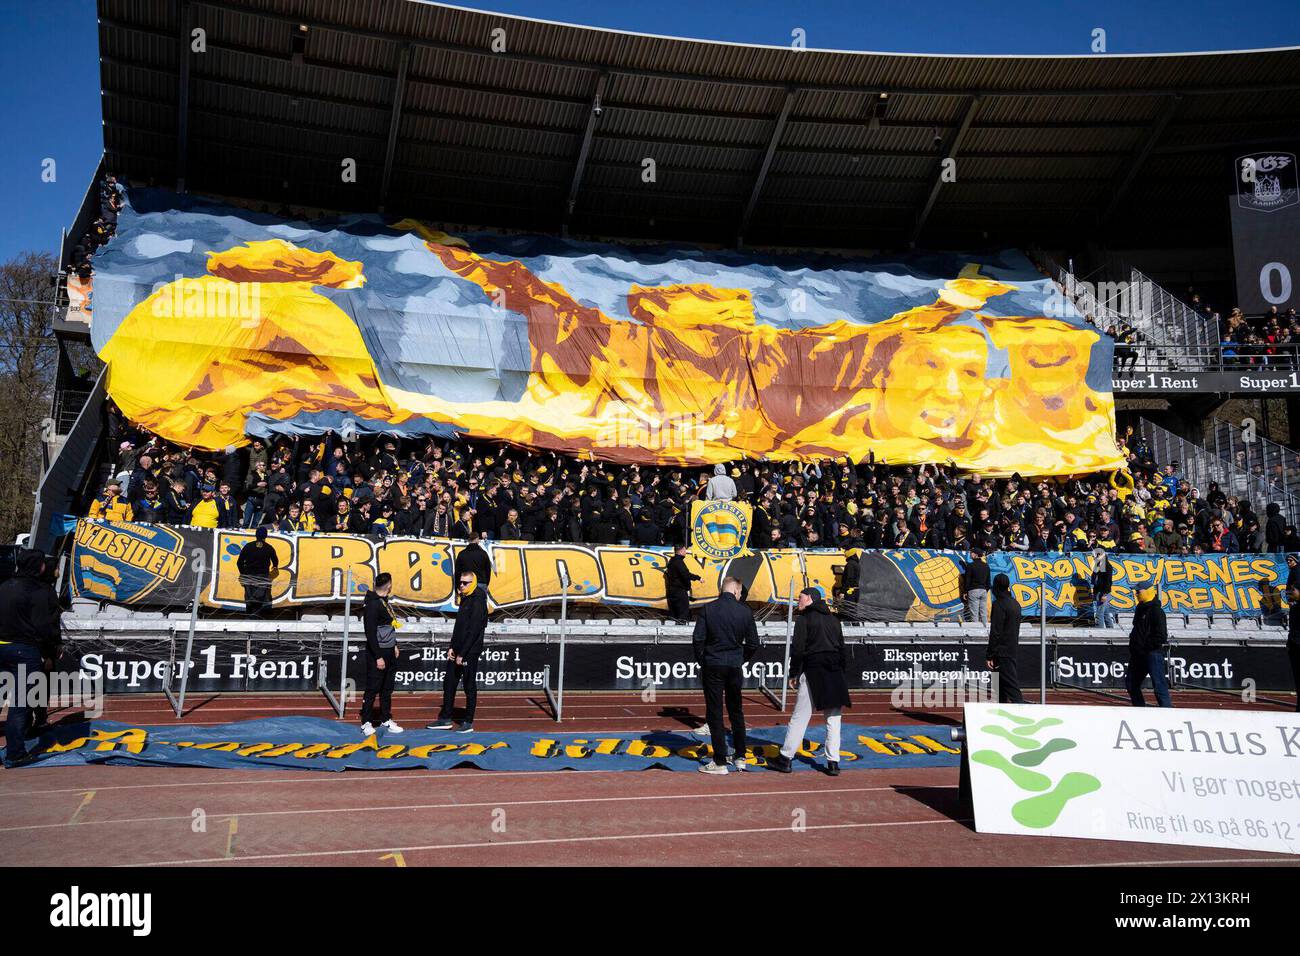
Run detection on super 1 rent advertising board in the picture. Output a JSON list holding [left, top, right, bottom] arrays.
[[964, 702, 1300, 855]]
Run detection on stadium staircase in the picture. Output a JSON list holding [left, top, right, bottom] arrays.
[[1206, 417, 1300, 506], [1038, 254, 1220, 372], [1136, 417, 1300, 524], [30, 368, 109, 555]]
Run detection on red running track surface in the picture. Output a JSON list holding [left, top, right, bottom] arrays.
[[2, 688, 1297, 867]]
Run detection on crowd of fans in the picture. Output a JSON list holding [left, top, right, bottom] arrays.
[[65, 175, 123, 282], [86, 410, 1300, 557]]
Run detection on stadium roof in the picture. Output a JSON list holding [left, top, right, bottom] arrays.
[[98, 0, 1300, 251]]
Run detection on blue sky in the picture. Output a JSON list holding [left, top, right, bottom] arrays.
[[2, 0, 1298, 264]]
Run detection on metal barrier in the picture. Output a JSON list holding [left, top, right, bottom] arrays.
[[1136, 417, 1300, 525], [543, 566, 569, 722], [1208, 417, 1300, 506]]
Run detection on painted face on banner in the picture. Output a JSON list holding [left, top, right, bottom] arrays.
[[879, 325, 988, 441]]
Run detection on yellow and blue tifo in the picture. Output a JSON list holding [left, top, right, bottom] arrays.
[[10, 718, 959, 772]]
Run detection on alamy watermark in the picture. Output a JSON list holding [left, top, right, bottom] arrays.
[[1, 665, 104, 719]]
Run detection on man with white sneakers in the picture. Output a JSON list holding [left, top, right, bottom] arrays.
[[692, 576, 761, 774], [359, 572, 404, 736], [768, 588, 851, 776]]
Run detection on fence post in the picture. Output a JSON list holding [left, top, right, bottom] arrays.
[[176, 548, 205, 718], [341, 568, 353, 714], [557, 566, 569, 722], [1039, 580, 1047, 705], [780, 573, 795, 712]]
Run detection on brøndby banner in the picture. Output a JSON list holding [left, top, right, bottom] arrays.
[[965, 703, 1300, 855], [688, 499, 753, 562], [69, 519, 1293, 619], [89, 189, 1124, 476], [17, 717, 960, 773]]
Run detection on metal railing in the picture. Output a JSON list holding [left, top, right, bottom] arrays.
[[1112, 342, 1300, 374], [52, 388, 92, 435], [1036, 254, 1254, 375], [1126, 265, 1219, 350], [1136, 417, 1300, 526], [1207, 418, 1300, 507]]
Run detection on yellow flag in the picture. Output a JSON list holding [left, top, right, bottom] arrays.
[[689, 500, 753, 563]]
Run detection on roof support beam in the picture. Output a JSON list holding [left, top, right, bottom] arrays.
[[378, 43, 411, 212], [1102, 94, 1182, 223], [562, 73, 607, 235], [909, 94, 981, 247], [175, 0, 193, 192], [737, 87, 796, 248]]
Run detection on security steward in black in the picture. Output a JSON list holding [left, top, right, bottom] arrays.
[[662, 543, 701, 623], [429, 571, 489, 733], [691, 576, 761, 773], [236, 525, 278, 617], [453, 532, 492, 587], [0, 550, 62, 767], [985, 573, 1026, 704], [360, 572, 402, 733]]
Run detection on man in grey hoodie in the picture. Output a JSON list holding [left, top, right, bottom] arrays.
[[705, 463, 737, 501]]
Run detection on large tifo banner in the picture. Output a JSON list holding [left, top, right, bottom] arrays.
[[965, 703, 1300, 855], [89, 189, 1123, 476], [70, 520, 1292, 619]]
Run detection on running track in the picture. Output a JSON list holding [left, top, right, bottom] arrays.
[[3, 689, 1298, 867]]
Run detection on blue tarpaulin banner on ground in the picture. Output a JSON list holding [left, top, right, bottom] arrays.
[[11, 718, 959, 772]]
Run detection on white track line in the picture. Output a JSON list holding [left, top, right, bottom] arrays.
[[0, 769, 954, 798], [133, 817, 970, 866], [0, 784, 926, 833]]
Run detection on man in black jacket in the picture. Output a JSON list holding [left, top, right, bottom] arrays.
[[963, 550, 991, 624], [428, 571, 488, 733], [662, 544, 700, 623], [985, 573, 1025, 704], [769, 588, 852, 776], [359, 572, 403, 736], [692, 576, 761, 774], [453, 532, 492, 587], [0, 550, 62, 767], [1126, 586, 1171, 707], [236, 526, 278, 617]]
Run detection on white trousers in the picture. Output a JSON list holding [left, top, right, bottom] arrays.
[[780, 675, 842, 762]]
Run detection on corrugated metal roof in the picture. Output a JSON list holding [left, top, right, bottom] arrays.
[[97, 0, 1300, 250]]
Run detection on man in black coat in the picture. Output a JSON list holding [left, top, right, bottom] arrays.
[[0, 550, 62, 767], [236, 526, 279, 617], [1126, 586, 1171, 707], [359, 572, 403, 735], [985, 573, 1026, 704], [427, 570, 489, 733], [769, 588, 852, 776], [691, 576, 761, 774], [453, 532, 492, 587], [661, 544, 701, 623]]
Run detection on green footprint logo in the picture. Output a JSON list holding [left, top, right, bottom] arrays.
[[1012, 737, 1077, 767], [1012, 773, 1102, 828], [977, 711, 1099, 828], [972, 749, 1051, 791]]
